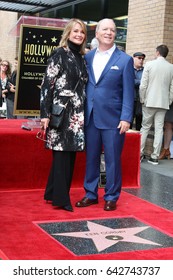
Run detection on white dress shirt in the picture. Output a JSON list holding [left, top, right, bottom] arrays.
[[93, 44, 116, 82]]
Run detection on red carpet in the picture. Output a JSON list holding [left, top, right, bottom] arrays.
[[0, 119, 141, 190], [2, 119, 165, 260], [0, 249, 8, 260], [0, 187, 173, 260]]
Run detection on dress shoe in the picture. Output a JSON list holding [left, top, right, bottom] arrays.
[[62, 205, 74, 212], [104, 200, 116, 211], [75, 197, 98, 207]]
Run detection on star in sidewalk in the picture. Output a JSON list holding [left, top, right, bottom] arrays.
[[53, 221, 161, 252]]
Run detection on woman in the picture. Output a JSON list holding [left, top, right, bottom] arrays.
[[40, 18, 88, 212], [159, 103, 173, 159], [8, 57, 18, 119], [0, 60, 13, 118]]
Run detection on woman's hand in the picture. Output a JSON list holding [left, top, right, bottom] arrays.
[[2, 89, 8, 97], [40, 118, 50, 131], [9, 83, 16, 93]]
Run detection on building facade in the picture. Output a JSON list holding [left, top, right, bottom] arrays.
[[0, 11, 18, 67], [126, 0, 173, 62], [0, 0, 173, 68]]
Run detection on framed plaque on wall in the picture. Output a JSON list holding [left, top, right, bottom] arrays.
[[14, 25, 63, 116]]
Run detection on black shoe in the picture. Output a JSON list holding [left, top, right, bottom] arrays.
[[148, 157, 158, 165], [104, 200, 116, 211], [75, 197, 98, 207], [62, 205, 74, 212]]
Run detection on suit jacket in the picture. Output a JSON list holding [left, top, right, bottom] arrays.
[[139, 57, 173, 109], [84, 47, 134, 129]]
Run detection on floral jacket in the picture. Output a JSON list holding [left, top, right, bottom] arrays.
[[40, 47, 88, 151]]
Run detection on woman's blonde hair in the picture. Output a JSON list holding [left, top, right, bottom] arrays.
[[1, 60, 12, 78], [59, 18, 87, 55]]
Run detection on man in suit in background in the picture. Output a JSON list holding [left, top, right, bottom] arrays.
[[76, 18, 134, 211], [140, 44, 173, 165]]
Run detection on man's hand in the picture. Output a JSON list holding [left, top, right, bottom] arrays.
[[117, 121, 130, 134]]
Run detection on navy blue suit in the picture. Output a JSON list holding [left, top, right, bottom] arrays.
[[84, 47, 134, 202]]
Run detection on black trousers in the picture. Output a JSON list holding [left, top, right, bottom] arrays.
[[130, 100, 142, 131], [44, 150, 76, 206]]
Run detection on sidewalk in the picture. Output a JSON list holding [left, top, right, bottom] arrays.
[[141, 158, 173, 178], [127, 158, 173, 211]]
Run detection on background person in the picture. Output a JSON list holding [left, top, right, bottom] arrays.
[[90, 37, 99, 50], [131, 52, 145, 131], [0, 57, 2, 107], [159, 103, 173, 160], [10, 56, 28, 119], [140, 45, 173, 164], [0, 60, 12, 119], [40, 18, 88, 212], [76, 18, 134, 211], [7, 56, 19, 119]]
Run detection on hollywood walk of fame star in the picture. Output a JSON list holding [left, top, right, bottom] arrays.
[[53, 221, 161, 252]]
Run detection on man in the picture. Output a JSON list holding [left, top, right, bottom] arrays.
[[131, 52, 146, 131], [76, 18, 134, 211], [140, 45, 173, 164], [90, 37, 99, 50]]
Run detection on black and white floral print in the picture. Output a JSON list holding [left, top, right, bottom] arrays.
[[40, 47, 88, 151]]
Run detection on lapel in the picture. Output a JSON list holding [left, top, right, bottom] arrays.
[[87, 49, 97, 84], [97, 48, 121, 84]]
